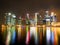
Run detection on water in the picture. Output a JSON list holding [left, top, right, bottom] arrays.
[[1, 25, 60, 45]]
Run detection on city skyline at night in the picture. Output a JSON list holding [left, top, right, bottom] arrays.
[[0, 0, 60, 45], [0, 0, 60, 25]]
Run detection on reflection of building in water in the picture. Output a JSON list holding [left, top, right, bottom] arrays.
[[30, 23, 38, 45], [30, 13, 38, 45], [1, 11, 59, 45], [51, 12, 58, 45], [5, 13, 16, 45], [45, 11, 57, 45], [17, 16, 22, 40], [5, 13, 12, 45], [45, 11, 51, 45], [26, 13, 30, 45]]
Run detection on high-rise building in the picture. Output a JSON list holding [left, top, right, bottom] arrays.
[[26, 13, 30, 45], [45, 11, 51, 45], [5, 13, 16, 45], [17, 16, 22, 40], [50, 12, 57, 23]]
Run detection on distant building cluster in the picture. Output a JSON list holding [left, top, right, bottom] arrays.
[[4, 11, 57, 25]]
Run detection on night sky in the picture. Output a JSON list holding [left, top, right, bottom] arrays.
[[0, 0, 60, 24]]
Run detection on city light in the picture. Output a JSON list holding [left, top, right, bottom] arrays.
[[8, 13, 11, 16], [46, 27, 51, 43], [12, 14, 16, 18], [17, 25, 21, 40], [5, 31, 11, 45], [51, 12, 54, 16], [27, 13, 29, 19], [1, 11, 60, 45]]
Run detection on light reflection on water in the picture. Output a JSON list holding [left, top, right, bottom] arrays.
[[1, 25, 60, 45]]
